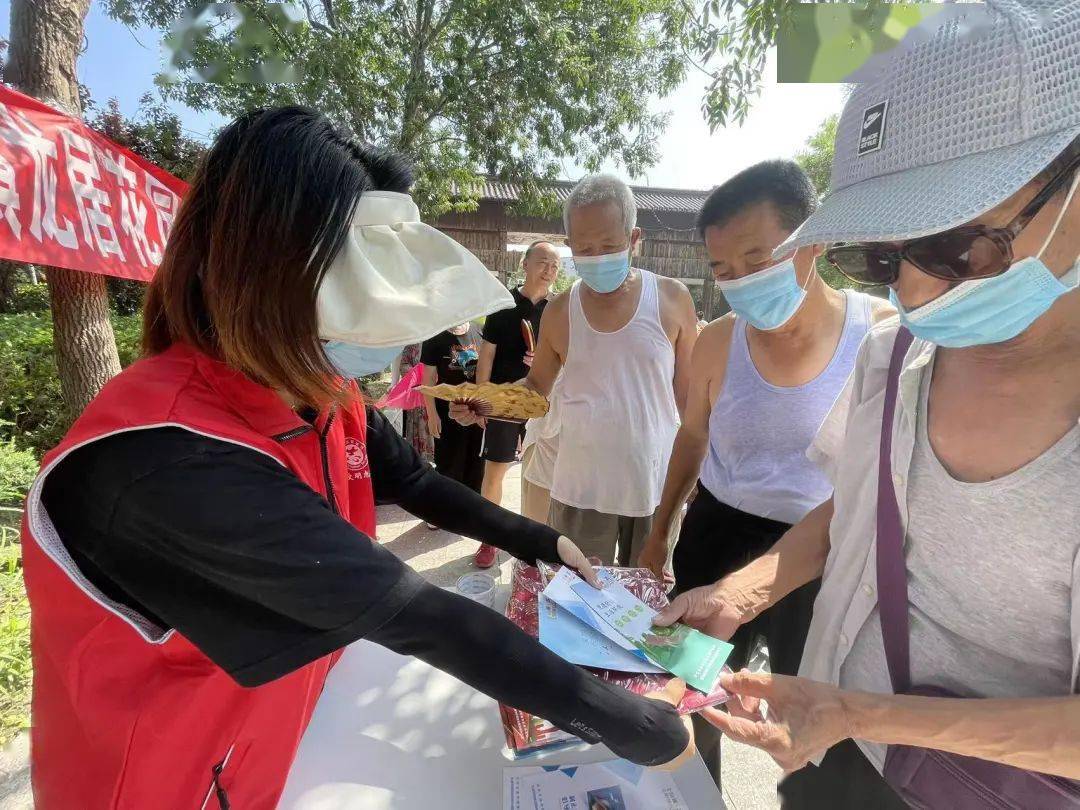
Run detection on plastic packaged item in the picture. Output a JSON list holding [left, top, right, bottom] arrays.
[[500, 561, 730, 757]]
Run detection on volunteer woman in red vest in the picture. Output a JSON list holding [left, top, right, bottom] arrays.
[[20, 107, 692, 809]]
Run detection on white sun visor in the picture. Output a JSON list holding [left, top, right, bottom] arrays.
[[316, 191, 514, 347]]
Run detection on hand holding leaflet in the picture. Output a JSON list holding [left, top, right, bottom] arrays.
[[568, 570, 734, 694]]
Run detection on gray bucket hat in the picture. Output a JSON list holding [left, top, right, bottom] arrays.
[[777, 0, 1080, 254]]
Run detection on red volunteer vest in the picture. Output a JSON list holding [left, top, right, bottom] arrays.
[[21, 343, 377, 809]]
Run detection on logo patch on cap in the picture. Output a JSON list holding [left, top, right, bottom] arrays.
[[858, 100, 888, 156]]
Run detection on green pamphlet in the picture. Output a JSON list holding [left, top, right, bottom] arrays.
[[569, 569, 733, 693]]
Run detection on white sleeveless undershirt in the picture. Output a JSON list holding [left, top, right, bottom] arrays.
[[550, 270, 679, 517]]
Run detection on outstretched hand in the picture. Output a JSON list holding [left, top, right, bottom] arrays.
[[653, 584, 744, 641], [636, 538, 674, 587], [555, 535, 602, 588], [700, 670, 853, 773]]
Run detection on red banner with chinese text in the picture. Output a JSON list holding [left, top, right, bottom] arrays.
[[0, 85, 189, 282]]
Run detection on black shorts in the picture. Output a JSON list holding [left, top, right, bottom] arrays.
[[481, 419, 524, 463]]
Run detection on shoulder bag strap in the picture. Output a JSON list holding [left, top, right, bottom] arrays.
[[876, 326, 916, 694]]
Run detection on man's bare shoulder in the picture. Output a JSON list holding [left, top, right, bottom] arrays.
[[655, 275, 698, 336], [696, 313, 737, 354], [548, 286, 573, 308], [542, 288, 572, 321], [687, 313, 736, 392], [538, 288, 571, 344], [866, 293, 897, 324], [656, 274, 694, 304]]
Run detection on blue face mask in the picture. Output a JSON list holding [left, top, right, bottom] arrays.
[[572, 249, 631, 293], [716, 257, 808, 331], [891, 258, 1079, 348], [892, 171, 1080, 348], [323, 341, 404, 378]]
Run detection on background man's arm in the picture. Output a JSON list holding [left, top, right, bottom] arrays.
[[420, 364, 441, 439], [522, 295, 567, 397], [666, 280, 699, 418], [637, 318, 733, 578], [476, 341, 496, 385], [655, 498, 833, 640]]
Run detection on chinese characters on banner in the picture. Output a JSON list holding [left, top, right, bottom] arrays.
[[0, 85, 188, 282]]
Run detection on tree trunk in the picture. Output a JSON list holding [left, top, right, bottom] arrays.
[[0, 259, 20, 312], [47, 267, 121, 412], [5, 0, 122, 411]]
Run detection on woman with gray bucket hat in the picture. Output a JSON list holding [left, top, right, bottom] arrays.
[[658, 1, 1080, 806]]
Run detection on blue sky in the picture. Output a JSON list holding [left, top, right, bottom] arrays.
[[0, 2, 845, 190]]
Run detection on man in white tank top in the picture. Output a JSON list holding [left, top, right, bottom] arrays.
[[636, 160, 894, 786], [516, 175, 699, 566]]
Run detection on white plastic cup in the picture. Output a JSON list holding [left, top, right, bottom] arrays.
[[455, 572, 497, 608]]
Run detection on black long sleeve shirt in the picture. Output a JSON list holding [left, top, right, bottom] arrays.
[[40, 407, 688, 766]]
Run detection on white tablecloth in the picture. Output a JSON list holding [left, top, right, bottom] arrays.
[[280, 637, 726, 809]]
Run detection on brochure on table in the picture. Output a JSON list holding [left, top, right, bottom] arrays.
[[504, 759, 690, 810], [539, 568, 665, 674], [546, 569, 733, 694]]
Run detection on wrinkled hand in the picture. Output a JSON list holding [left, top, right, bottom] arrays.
[[448, 400, 486, 428], [636, 539, 674, 588], [523, 350, 535, 368], [555, 535, 602, 588], [426, 411, 442, 439], [653, 584, 745, 641], [700, 670, 852, 773], [642, 678, 696, 771]]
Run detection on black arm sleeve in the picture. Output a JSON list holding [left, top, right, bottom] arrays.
[[41, 428, 425, 687], [367, 581, 690, 767], [367, 408, 561, 565], [42, 430, 687, 766]]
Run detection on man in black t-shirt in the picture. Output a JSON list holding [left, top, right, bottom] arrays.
[[473, 239, 560, 568]]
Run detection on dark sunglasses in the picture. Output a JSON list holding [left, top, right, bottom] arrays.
[[826, 151, 1080, 286]]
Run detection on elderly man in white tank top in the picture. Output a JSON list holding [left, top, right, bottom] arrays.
[[517, 175, 699, 566]]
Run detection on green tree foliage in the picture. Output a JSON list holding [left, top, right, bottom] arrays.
[[0, 311, 143, 457], [86, 96, 208, 313], [690, 0, 793, 131], [86, 94, 206, 181], [793, 114, 849, 291], [104, 0, 694, 217], [693, 1, 886, 131], [795, 113, 837, 196]]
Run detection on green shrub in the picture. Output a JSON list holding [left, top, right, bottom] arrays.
[[107, 278, 147, 316], [8, 282, 50, 314], [0, 312, 143, 457], [0, 525, 30, 744], [0, 312, 68, 455], [0, 442, 37, 509], [112, 313, 144, 367]]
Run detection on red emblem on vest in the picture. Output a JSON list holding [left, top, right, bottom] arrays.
[[345, 437, 370, 480]]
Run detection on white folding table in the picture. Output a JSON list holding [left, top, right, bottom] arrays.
[[280, 635, 726, 808]]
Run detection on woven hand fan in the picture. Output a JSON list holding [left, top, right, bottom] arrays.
[[416, 382, 549, 421]]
